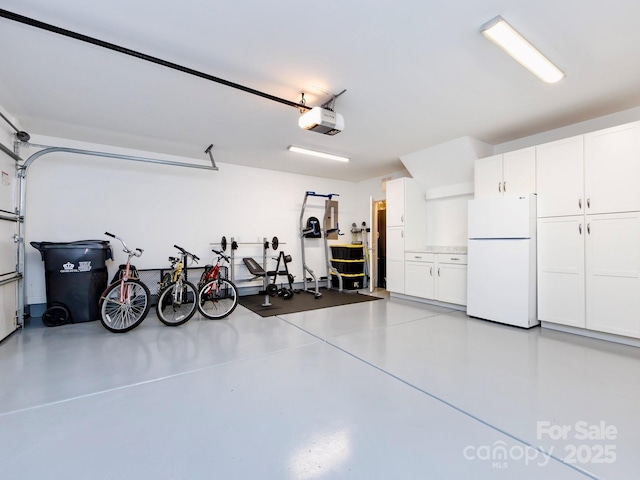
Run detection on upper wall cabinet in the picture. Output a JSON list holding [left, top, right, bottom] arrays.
[[537, 122, 640, 218], [474, 147, 536, 199], [536, 135, 584, 218], [585, 122, 640, 215]]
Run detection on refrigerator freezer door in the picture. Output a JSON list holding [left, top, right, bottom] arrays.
[[466, 239, 538, 328], [468, 193, 536, 239]]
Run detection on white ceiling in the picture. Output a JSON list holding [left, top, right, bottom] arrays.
[[1, 0, 640, 181]]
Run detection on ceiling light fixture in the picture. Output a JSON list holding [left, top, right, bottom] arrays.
[[287, 145, 349, 163], [481, 16, 565, 84]]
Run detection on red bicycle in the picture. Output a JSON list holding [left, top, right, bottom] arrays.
[[197, 248, 239, 319]]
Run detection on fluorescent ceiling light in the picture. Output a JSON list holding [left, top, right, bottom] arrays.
[[287, 145, 349, 163], [481, 16, 565, 84]]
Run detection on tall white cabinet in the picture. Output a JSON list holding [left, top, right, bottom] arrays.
[[385, 178, 427, 294], [537, 122, 640, 339]]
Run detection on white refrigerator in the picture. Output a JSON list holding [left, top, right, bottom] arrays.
[[467, 193, 538, 328]]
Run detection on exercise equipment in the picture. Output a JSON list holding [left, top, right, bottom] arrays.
[[299, 191, 342, 297], [233, 236, 287, 306], [213, 236, 282, 284]]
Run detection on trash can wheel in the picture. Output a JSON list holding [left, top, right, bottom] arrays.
[[42, 304, 71, 327]]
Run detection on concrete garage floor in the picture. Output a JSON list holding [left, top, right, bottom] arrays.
[[1, 294, 638, 479]]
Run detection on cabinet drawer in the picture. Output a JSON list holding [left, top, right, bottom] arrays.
[[405, 252, 435, 262], [436, 253, 467, 265]]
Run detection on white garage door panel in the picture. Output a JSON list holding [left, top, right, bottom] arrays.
[[0, 220, 16, 275], [0, 282, 17, 341], [0, 129, 20, 340]]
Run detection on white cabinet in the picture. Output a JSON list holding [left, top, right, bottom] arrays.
[[385, 178, 427, 249], [403, 252, 467, 306], [474, 147, 536, 199], [537, 122, 640, 218], [386, 178, 405, 226], [404, 253, 435, 299], [537, 216, 586, 328], [536, 121, 640, 340], [385, 177, 427, 294], [538, 212, 640, 338], [536, 135, 584, 218], [435, 254, 467, 305], [386, 226, 405, 293], [585, 213, 640, 337], [584, 122, 640, 215]]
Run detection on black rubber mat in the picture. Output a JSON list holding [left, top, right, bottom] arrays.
[[238, 288, 381, 317]]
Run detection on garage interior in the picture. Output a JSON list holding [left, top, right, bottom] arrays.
[[1, 2, 640, 478]]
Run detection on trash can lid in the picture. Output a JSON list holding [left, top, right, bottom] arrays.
[[30, 240, 113, 261]]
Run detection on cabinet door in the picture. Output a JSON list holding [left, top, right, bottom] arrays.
[[436, 264, 467, 305], [536, 136, 584, 217], [402, 179, 428, 251], [586, 212, 640, 338], [386, 226, 405, 293], [405, 261, 435, 299], [537, 216, 586, 328], [386, 178, 405, 226], [585, 122, 640, 214], [474, 154, 503, 199], [502, 147, 536, 196]]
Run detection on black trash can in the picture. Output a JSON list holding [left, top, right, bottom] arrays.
[[31, 240, 112, 325]]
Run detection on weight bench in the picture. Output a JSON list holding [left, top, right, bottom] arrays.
[[243, 257, 266, 277]]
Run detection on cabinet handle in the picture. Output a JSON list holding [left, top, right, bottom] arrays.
[[587, 197, 591, 209], [579, 198, 582, 209], [401, 214, 404, 223], [579, 223, 582, 235], [587, 223, 591, 235], [401, 230, 404, 238], [414, 256, 422, 259], [450, 257, 459, 261], [430, 267, 433, 276], [498, 182, 502, 193], [503, 181, 506, 192], [438, 268, 441, 276]]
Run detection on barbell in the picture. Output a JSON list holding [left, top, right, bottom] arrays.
[[219, 236, 282, 252]]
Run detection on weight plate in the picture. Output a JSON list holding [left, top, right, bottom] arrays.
[[282, 289, 293, 300], [271, 236, 279, 250], [221, 236, 227, 252], [266, 284, 278, 297]]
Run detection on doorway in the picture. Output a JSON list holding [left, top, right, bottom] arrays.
[[370, 200, 386, 290]]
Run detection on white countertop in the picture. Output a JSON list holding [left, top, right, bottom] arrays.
[[406, 246, 467, 254]]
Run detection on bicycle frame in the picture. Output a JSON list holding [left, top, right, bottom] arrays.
[[108, 236, 143, 305], [199, 250, 228, 296]]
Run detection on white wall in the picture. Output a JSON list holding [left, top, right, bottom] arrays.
[[495, 106, 640, 153], [425, 194, 470, 247], [23, 136, 366, 305]]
